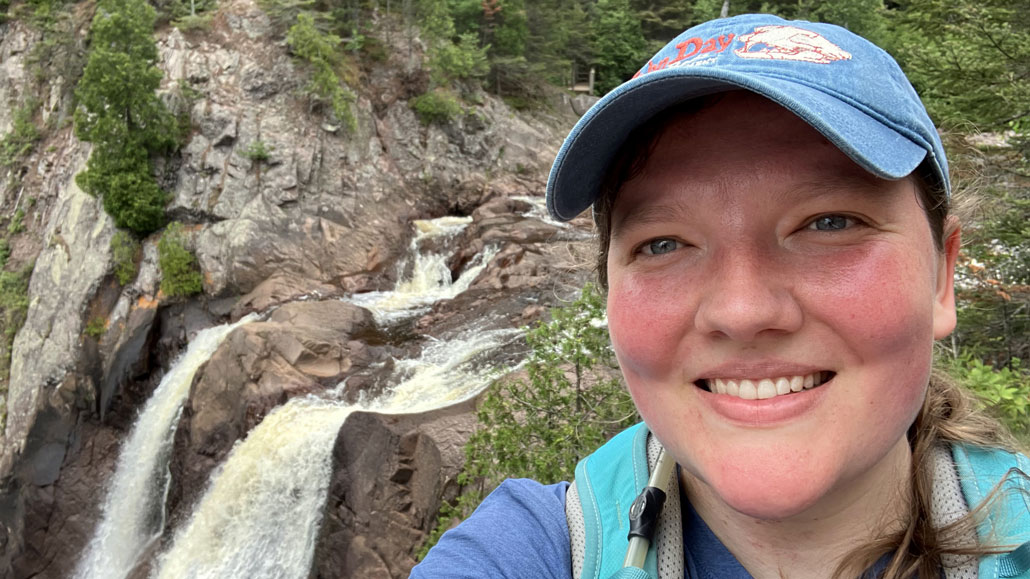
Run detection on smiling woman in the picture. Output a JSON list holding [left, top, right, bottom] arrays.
[[412, 13, 1030, 579]]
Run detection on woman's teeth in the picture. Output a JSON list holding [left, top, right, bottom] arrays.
[[704, 372, 831, 400]]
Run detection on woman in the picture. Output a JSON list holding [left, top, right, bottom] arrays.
[[413, 14, 1030, 579]]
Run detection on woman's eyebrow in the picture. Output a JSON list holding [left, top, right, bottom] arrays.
[[611, 200, 693, 238]]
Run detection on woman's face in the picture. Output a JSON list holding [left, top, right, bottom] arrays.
[[605, 92, 959, 521]]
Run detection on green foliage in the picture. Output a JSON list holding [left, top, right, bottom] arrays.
[[157, 224, 202, 297], [85, 316, 107, 339], [432, 32, 490, 84], [0, 261, 34, 387], [0, 100, 41, 170], [7, 210, 24, 235], [421, 284, 637, 557], [591, 0, 648, 94], [243, 140, 273, 162], [76, 150, 168, 235], [0, 239, 10, 269], [158, 222, 203, 298], [74, 0, 175, 236], [897, 0, 1030, 138], [410, 89, 462, 125], [173, 12, 214, 31], [286, 12, 357, 131], [946, 352, 1030, 440], [111, 230, 141, 285]]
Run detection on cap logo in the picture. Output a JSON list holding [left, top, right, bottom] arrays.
[[632, 34, 735, 79], [735, 25, 851, 64]]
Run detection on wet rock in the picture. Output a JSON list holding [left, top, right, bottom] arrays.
[[230, 273, 340, 321], [167, 300, 383, 521], [311, 400, 479, 579]]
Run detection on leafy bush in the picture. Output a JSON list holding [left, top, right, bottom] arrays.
[[0, 100, 40, 169], [6, 210, 24, 235], [85, 316, 107, 339], [158, 222, 203, 298], [0, 261, 34, 387], [111, 230, 141, 285], [420, 284, 637, 557], [947, 352, 1030, 440], [0, 239, 10, 269], [243, 140, 272, 162], [410, 90, 462, 126]]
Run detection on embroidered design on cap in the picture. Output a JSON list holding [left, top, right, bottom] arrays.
[[734, 25, 851, 64]]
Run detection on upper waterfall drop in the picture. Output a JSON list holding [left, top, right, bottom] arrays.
[[74, 314, 260, 579], [346, 216, 497, 323]]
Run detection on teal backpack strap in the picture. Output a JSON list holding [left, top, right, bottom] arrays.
[[572, 423, 653, 579], [952, 444, 1030, 578]]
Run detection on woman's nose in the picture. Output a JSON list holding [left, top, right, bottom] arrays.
[[693, 252, 803, 342]]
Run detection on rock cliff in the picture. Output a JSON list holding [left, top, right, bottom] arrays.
[[0, 1, 598, 577]]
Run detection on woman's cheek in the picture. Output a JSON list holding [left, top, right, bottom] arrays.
[[607, 280, 687, 380]]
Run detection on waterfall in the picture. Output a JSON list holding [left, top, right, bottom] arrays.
[[150, 216, 518, 579], [347, 216, 497, 323], [74, 314, 259, 579], [151, 325, 520, 579]]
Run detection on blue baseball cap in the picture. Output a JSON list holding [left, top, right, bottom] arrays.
[[546, 14, 950, 221]]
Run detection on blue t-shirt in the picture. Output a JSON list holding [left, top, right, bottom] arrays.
[[412, 478, 892, 578]]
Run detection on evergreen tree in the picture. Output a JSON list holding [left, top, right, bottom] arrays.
[[591, 0, 647, 94], [74, 0, 175, 235]]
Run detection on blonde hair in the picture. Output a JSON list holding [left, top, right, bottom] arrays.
[[592, 97, 1025, 578]]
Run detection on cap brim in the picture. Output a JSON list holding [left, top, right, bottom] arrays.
[[546, 68, 931, 221]]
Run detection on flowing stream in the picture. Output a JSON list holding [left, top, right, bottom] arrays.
[[74, 314, 259, 579], [75, 215, 518, 579], [346, 216, 497, 323]]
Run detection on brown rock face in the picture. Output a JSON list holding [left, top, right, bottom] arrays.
[[311, 400, 478, 579], [167, 300, 385, 521]]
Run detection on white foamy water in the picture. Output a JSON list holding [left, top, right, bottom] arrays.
[[75, 314, 259, 579], [346, 216, 497, 323], [152, 326, 521, 579]]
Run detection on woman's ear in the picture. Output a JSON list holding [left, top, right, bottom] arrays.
[[933, 217, 961, 340]]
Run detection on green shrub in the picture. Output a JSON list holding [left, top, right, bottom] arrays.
[[7, 209, 24, 235], [158, 222, 203, 298], [410, 90, 462, 126], [243, 140, 272, 162], [173, 11, 213, 30], [111, 230, 141, 285], [0, 239, 10, 269], [0, 261, 34, 388], [947, 352, 1030, 441], [0, 100, 41, 169], [420, 284, 637, 557], [85, 316, 107, 339]]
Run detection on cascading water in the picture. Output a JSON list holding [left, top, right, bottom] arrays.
[[346, 216, 497, 323], [149, 216, 519, 578], [74, 314, 259, 579], [151, 325, 520, 579]]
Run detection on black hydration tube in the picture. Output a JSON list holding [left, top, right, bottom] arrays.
[[622, 448, 676, 569]]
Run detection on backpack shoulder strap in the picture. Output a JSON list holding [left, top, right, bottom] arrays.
[[567, 423, 683, 579], [952, 444, 1030, 578]]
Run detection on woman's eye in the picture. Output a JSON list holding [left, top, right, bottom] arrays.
[[640, 238, 682, 255], [808, 214, 854, 231]]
